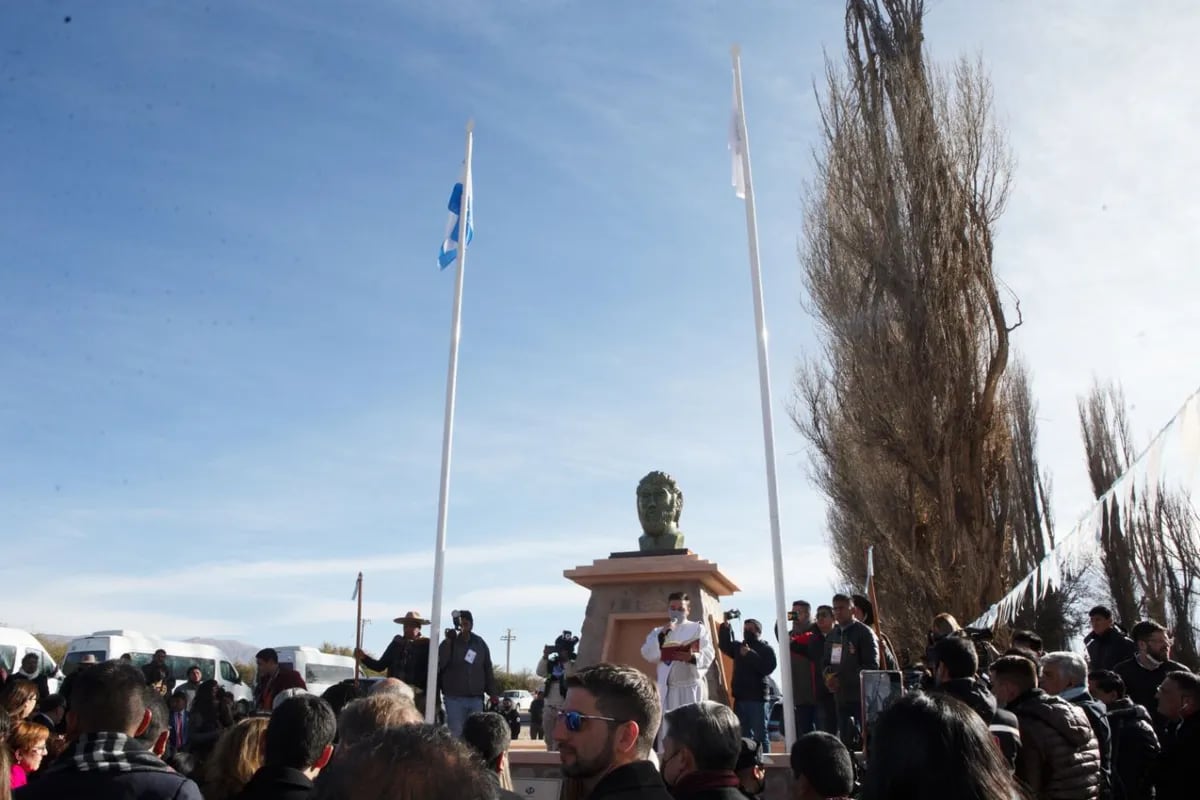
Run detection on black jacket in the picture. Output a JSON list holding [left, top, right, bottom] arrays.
[[1104, 697, 1159, 800], [16, 761, 202, 800], [1113, 656, 1190, 733], [1155, 714, 1200, 800], [589, 760, 674, 799], [822, 620, 879, 703], [937, 678, 1021, 769], [234, 765, 315, 800], [718, 626, 778, 703], [1067, 691, 1113, 800], [360, 635, 431, 689], [1085, 630, 1136, 673]]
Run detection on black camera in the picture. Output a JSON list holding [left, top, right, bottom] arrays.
[[546, 631, 578, 662], [723, 609, 742, 622], [962, 626, 994, 642]]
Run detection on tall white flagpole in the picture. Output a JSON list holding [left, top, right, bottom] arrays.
[[731, 45, 796, 750], [425, 119, 474, 724]]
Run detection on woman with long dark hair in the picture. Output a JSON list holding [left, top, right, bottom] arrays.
[[186, 679, 232, 767], [861, 692, 1025, 800]]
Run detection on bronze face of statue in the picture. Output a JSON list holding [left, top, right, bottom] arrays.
[[637, 471, 685, 551]]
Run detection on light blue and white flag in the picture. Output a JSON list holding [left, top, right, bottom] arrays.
[[438, 167, 473, 270]]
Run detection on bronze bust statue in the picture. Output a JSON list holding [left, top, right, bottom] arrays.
[[637, 470, 685, 551]]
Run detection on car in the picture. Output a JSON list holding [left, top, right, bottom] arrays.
[[501, 689, 534, 712]]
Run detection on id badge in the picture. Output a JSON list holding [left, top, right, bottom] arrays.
[[830, 643, 843, 665], [465, 648, 478, 664]]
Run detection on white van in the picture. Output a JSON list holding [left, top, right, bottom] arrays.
[[0, 627, 61, 693], [272, 646, 356, 697], [64, 631, 253, 712]]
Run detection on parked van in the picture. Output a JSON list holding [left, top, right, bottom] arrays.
[[272, 646, 356, 697], [0, 627, 61, 693], [64, 631, 253, 712]]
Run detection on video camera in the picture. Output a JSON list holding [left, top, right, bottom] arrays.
[[545, 630, 579, 662], [445, 609, 469, 639], [723, 609, 742, 622]]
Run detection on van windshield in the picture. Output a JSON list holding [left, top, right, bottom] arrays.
[[305, 663, 354, 685], [63, 651, 106, 674], [165, 656, 214, 682]]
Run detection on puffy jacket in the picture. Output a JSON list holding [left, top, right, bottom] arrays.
[[1104, 697, 1159, 800], [1064, 690, 1112, 800], [1009, 688, 1102, 800], [938, 678, 1021, 769]]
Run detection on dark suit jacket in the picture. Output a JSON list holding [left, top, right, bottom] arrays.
[[233, 765, 314, 800]]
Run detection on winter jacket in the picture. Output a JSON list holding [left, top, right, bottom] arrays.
[[937, 678, 1021, 769], [437, 632, 498, 698], [1113, 656, 1190, 733], [1008, 688, 1102, 800], [717, 625, 777, 703], [360, 635, 431, 689], [1155, 714, 1200, 800], [1104, 697, 1159, 800], [1063, 688, 1112, 800], [1086, 630, 1136, 672], [786, 624, 819, 706], [823, 620, 879, 703], [232, 765, 314, 800], [588, 760, 674, 800]]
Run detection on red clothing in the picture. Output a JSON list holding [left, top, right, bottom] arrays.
[[255, 667, 307, 711], [11, 763, 29, 789]]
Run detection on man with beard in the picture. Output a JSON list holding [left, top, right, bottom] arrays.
[[553, 663, 671, 799], [1114, 620, 1189, 734], [636, 471, 686, 551]]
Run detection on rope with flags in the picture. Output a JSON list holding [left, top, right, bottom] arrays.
[[970, 385, 1200, 628]]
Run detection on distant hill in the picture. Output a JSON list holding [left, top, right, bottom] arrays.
[[184, 638, 260, 664]]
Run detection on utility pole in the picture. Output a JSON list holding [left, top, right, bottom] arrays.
[[500, 628, 516, 673]]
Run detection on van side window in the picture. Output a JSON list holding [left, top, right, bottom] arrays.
[[220, 661, 240, 682]]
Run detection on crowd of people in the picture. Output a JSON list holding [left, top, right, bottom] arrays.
[[0, 598, 1195, 799]]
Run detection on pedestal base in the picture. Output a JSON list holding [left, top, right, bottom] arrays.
[[564, 551, 740, 705]]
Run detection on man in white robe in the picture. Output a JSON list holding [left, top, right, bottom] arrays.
[[641, 591, 715, 747]]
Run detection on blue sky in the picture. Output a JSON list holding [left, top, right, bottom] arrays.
[[3, 2, 1198, 674]]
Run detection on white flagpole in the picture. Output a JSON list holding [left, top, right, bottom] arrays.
[[424, 119, 474, 724], [731, 45, 796, 750]]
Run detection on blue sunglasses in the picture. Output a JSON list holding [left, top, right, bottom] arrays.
[[556, 709, 621, 732]]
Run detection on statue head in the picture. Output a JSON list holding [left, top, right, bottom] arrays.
[[637, 471, 683, 538]]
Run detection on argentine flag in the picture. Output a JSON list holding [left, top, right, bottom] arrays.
[[438, 167, 473, 270]]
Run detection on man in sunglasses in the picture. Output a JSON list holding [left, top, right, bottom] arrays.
[[553, 663, 672, 799]]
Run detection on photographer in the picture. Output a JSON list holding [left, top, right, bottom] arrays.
[[535, 631, 579, 752], [437, 609, 498, 738], [640, 592, 715, 748], [718, 614, 777, 751]]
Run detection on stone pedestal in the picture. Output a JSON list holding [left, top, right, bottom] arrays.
[[564, 551, 739, 704]]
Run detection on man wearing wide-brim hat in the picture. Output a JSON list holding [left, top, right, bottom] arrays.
[[357, 611, 433, 704]]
